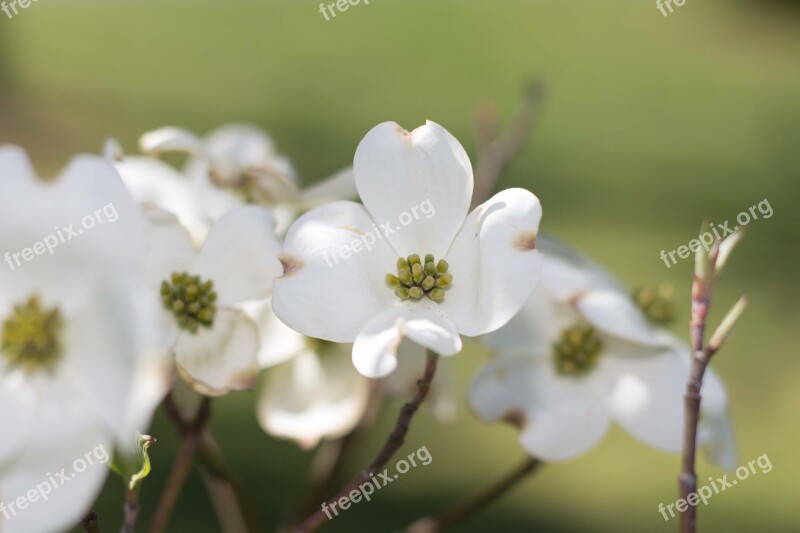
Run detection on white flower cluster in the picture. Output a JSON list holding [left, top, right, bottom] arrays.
[[0, 120, 735, 532]]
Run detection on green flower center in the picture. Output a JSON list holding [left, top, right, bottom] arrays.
[[2, 296, 64, 373], [161, 272, 218, 333], [553, 325, 603, 377], [632, 285, 675, 325], [386, 253, 452, 302]]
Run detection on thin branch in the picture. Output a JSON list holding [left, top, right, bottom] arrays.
[[471, 79, 546, 209], [148, 397, 211, 533], [680, 233, 745, 533], [406, 456, 542, 532], [290, 385, 385, 524], [163, 392, 264, 533], [81, 510, 100, 533], [292, 351, 440, 533], [121, 489, 139, 533]]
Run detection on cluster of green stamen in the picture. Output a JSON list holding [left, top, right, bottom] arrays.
[[553, 325, 603, 377], [632, 285, 675, 325], [1, 296, 64, 373], [386, 254, 452, 302], [160, 272, 218, 333]]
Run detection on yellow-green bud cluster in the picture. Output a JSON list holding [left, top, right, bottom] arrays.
[[161, 272, 218, 333], [633, 285, 675, 325], [1, 295, 63, 373], [386, 253, 453, 302], [553, 325, 603, 377]]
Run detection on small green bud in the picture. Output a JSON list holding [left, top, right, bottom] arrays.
[[429, 288, 445, 301], [408, 286, 424, 299], [412, 263, 424, 283]]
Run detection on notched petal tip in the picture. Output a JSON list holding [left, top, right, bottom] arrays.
[[502, 409, 527, 429], [279, 254, 304, 277], [512, 230, 538, 252]]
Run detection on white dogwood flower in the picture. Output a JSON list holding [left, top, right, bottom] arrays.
[[0, 147, 170, 533], [272, 121, 543, 378], [469, 238, 737, 468], [143, 205, 283, 396], [111, 123, 357, 242]]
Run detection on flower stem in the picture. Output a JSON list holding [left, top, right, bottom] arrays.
[[680, 244, 719, 533], [405, 456, 541, 532], [121, 489, 140, 533], [292, 350, 440, 533], [148, 397, 211, 533], [162, 392, 264, 533]]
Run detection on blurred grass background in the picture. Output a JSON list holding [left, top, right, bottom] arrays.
[[1, 0, 799, 531]]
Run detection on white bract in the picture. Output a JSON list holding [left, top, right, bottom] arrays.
[[470, 238, 737, 468], [143, 205, 283, 397], [0, 147, 170, 533], [272, 121, 543, 378], [111, 123, 357, 243]]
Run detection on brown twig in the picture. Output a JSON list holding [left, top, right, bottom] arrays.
[[679, 229, 746, 533], [292, 351, 439, 533], [121, 489, 139, 533], [148, 397, 211, 533], [81, 510, 100, 533], [406, 456, 542, 532], [162, 392, 264, 533], [289, 384, 385, 525], [471, 79, 546, 209]]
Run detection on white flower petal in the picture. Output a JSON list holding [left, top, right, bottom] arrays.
[[483, 284, 577, 359], [196, 206, 283, 306], [257, 349, 369, 448], [575, 290, 664, 347], [296, 167, 358, 208], [0, 365, 36, 466], [175, 309, 260, 397], [439, 188, 543, 337], [240, 299, 306, 368], [590, 340, 689, 453], [352, 300, 461, 379], [0, 378, 112, 533], [538, 236, 625, 302], [469, 356, 610, 461], [272, 201, 397, 342], [353, 121, 473, 258], [140, 126, 209, 158], [141, 205, 196, 292], [0, 148, 146, 313], [61, 273, 172, 452], [114, 155, 210, 244]]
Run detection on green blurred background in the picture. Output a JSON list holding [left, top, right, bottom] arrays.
[[1, 0, 799, 531]]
